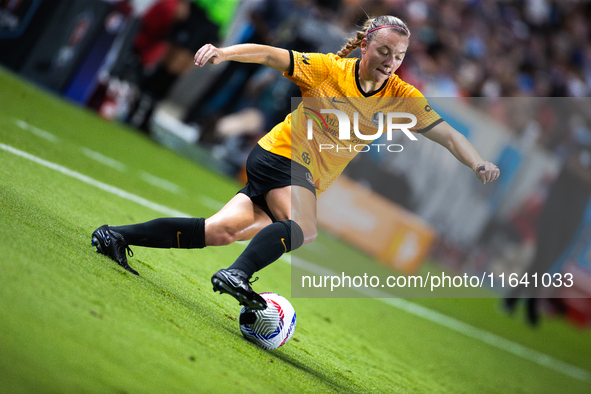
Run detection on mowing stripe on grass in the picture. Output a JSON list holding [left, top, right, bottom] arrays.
[[199, 195, 226, 211], [2, 141, 589, 384], [139, 171, 183, 194], [0, 143, 188, 217], [14, 119, 60, 143], [79, 148, 182, 194], [81, 147, 129, 172]]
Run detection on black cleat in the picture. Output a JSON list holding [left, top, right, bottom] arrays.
[[91, 225, 138, 276], [211, 269, 267, 310]]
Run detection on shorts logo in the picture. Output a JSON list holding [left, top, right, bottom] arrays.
[[306, 172, 314, 186], [301, 152, 311, 165], [302, 53, 311, 65], [425, 105, 432, 112]]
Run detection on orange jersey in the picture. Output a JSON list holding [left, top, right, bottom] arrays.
[[257, 50, 442, 194]]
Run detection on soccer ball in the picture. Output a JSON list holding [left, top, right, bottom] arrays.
[[239, 292, 296, 349]]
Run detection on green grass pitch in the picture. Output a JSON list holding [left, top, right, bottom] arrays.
[[1, 67, 590, 393]]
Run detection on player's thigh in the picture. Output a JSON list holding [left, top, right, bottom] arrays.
[[265, 185, 317, 244], [205, 193, 272, 245]]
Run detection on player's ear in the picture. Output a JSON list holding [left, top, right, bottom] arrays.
[[360, 38, 367, 55]]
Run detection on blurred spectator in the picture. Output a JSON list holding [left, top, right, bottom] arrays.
[[184, 0, 319, 140], [127, 0, 219, 131]]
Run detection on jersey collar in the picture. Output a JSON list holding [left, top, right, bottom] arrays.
[[355, 58, 389, 97]]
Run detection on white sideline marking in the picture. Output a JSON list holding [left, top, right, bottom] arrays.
[[0, 143, 188, 218], [14, 119, 60, 143], [81, 147, 128, 172], [376, 296, 591, 383], [1, 142, 589, 383], [139, 171, 182, 194], [291, 256, 591, 383]]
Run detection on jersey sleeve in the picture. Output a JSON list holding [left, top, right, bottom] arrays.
[[283, 51, 336, 92], [399, 85, 443, 133]]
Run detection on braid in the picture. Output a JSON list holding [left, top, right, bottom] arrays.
[[337, 16, 410, 58], [337, 19, 373, 58]]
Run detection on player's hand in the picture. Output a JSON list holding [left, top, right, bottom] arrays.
[[475, 162, 500, 184], [194, 44, 224, 67]]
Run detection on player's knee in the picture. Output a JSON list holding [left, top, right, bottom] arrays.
[[303, 228, 318, 245], [209, 231, 237, 246], [296, 222, 317, 246], [218, 231, 238, 246], [204, 223, 239, 246]]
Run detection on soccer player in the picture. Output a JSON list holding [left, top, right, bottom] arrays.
[[92, 16, 500, 310]]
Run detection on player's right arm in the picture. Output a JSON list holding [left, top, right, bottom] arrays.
[[194, 43, 291, 73], [422, 121, 500, 184]]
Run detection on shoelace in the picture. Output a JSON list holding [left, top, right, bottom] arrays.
[[116, 242, 134, 258], [106, 228, 134, 258], [249, 276, 259, 285]]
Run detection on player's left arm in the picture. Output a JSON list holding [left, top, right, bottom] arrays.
[[422, 121, 500, 184]]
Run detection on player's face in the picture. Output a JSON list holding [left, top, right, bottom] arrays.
[[360, 31, 408, 84]]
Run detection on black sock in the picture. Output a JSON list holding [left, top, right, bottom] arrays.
[[228, 220, 304, 277], [110, 218, 205, 249]]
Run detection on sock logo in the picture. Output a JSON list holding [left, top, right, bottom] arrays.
[[281, 238, 287, 252], [177, 231, 182, 248]]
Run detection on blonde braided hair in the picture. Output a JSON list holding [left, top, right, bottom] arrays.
[[337, 16, 410, 58]]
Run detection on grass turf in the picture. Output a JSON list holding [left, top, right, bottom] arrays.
[[1, 67, 590, 393]]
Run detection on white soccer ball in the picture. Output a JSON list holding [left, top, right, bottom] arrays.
[[239, 292, 297, 350]]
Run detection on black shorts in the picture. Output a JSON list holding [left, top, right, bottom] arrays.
[[239, 144, 316, 222]]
